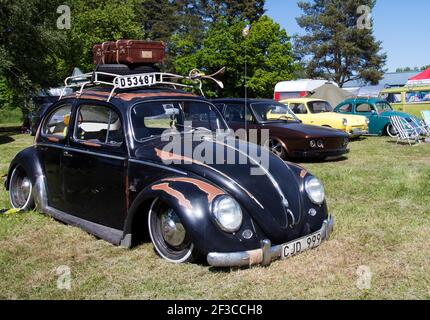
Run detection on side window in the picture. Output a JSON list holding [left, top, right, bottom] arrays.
[[224, 104, 254, 123], [339, 104, 352, 113], [75, 104, 124, 146], [291, 103, 307, 114], [356, 103, 373, 113], [213, 103, 225, 114], [406, 91, 430, 103], [43, 104, 72, 141]]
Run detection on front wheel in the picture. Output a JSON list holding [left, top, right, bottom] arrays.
[[386, 124, 398, 137], [148, 199, 197, 264], [9, 166, 35, 211], [265, 138, 288, 160]]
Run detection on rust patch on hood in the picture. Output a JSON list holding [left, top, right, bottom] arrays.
[[152, 183, 193, 211], [154, 148, 264, 209], [163, 178, 225, 203], [300, 169, 307, 179]]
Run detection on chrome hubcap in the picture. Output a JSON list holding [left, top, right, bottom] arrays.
[[161, 209, 187, 248], [10, 169, 31, 209], [269, 139, 283, 157]]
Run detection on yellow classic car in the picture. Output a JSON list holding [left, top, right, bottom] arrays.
[[278, 98, 369, 137]]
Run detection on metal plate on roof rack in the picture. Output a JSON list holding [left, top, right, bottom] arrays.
[[114, 73, 160, 89]]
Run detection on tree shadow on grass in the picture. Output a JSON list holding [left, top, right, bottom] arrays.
[[0, 134, 15, 145]]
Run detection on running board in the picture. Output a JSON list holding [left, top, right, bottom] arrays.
[[44, 206, 126, 246]]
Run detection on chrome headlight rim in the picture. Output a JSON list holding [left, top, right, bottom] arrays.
[[212, 195, 243, 233], [304, 176, 325, 205]]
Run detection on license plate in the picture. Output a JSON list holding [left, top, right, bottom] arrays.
[[115, 73, 158, 89], [281, 231, 322, 259]]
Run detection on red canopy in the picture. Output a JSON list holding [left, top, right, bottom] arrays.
[[409, 67, 430, 81]]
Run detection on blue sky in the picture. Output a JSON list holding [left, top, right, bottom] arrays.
[[265, 0, 430, 72]]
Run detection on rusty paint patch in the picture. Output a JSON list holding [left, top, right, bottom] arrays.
[[163, 177, 224, 203], [247, 249, 263, 266], [155, 148, 264, 210], [300, 169, 307, 179], [152, 183, 193, 211], [117, 92, 195, 101]]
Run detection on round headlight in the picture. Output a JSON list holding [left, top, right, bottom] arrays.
[[342, 118, 348, 127], [305, 177, 325, 205], [365, 118, 370, 125], [212, 196, 243, 233], [310, 140, 317, 149]]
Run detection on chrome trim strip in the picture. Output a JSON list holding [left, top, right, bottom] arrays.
[[36, 143, 126, 161], [128, 159, 188, 176], [37, 143, 188, 175]]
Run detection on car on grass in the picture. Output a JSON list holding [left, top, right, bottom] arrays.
[[4, 71, 334, 268], [212, 98, 350, 161], [334, 98, 424, 137], [280, 98, 369, 138], [380, 86, 430, 118]]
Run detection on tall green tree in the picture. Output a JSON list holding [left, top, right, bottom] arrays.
[[0, 0, 67, 108], [295, 0, 386, 87], [134, 0, 179, 43], [202, 0, 265, 23], [64, 0, 145, 73], [173, 16, 297, 98]]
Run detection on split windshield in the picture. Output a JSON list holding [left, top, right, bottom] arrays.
[[250, 102, 300, 122], [131, 100, 227, 141]]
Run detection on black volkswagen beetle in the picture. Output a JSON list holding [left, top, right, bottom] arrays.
[[5, 77, 334, 267]]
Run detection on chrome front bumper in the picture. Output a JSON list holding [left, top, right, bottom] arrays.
[[207, 215, 334, 268], [349, 128, 368, 138]]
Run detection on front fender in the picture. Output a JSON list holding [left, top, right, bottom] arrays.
[[123, 177, 261, 255]]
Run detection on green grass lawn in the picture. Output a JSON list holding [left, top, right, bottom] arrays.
[[0, 132, 429, 300], [0, 108, 22, 128]]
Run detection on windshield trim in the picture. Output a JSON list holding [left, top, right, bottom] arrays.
[[128, 98, 229, 143], [249, 102, 301, 123]]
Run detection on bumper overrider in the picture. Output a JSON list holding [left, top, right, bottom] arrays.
[[207, 215, 334, 268]]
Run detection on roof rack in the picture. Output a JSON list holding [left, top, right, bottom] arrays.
[[59, 67, 225, 102]]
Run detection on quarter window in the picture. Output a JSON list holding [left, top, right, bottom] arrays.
[[339, 104, 352, 113], [75, 104, 124, 146], [43, 105, 72, 140], [356, 103, 373, 113]]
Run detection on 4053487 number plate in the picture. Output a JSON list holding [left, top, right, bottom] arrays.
[[116, 73, 159, 89], [281, 231, 322, 259]]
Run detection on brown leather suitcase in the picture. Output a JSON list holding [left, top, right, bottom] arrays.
[[93, 40, 165, 65]]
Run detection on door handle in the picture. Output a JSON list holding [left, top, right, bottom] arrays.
[[63, 151, 73, 158]]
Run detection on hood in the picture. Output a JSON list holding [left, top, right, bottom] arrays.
[[135, 133, 307, 243], [262, 122, 349, 138]]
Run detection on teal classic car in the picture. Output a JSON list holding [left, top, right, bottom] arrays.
[[334, 98, 423, 137]]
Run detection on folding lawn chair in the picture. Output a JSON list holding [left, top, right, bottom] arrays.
[[390, 116, 422, 145], [422, 111, 430, 131], [411, 117, 430, 137]]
